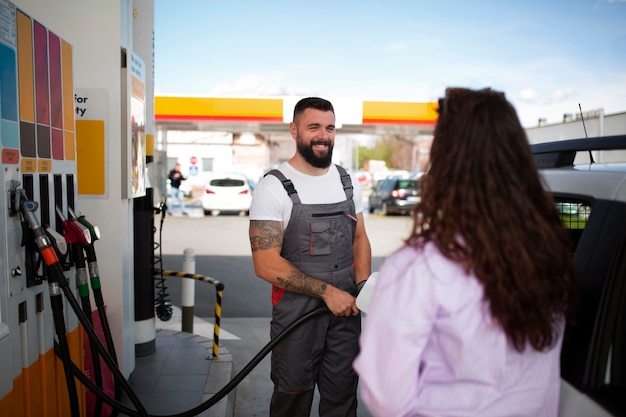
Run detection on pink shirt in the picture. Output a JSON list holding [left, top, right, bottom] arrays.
[[354, 243, 563, 417]]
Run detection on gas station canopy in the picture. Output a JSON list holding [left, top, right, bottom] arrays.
[[155, 96, 438, 136]]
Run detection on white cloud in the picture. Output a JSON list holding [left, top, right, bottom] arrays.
[[549, 87, 576, 103], [594, 0, 626, 10], [519, 89, 539, 102], [516, 86, 577, 107]]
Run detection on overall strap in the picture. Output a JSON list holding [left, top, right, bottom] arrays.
[[335, 165, 354, 200], [265, 169, 301, 204]]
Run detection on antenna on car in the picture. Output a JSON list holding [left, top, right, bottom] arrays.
[[579, 103, 595, 164]]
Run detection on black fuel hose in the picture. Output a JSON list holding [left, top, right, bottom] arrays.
[[51, 292, 81, 417], [154, 199, 173, 321], [63, 306, 329, 417], [57, 273, 149, 417], [84, 243, 122, 406], [73, 243, 103, 417]]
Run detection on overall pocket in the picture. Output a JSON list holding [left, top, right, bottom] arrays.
[[309, 218, 332, 256]]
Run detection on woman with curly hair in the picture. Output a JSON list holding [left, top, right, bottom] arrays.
[[354, 87, 577, 417]]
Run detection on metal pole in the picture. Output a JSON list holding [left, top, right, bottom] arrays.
[[181, 248, 195, 333]]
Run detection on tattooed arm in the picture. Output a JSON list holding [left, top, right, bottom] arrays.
[[249, 220, 359, 316]]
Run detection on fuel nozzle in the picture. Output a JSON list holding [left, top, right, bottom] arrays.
[[20, 198, 67, 287], [21, 200, 55, 262], [68, 207, 101, 243], [45, 226, 68, 258], [56, 206, 91, 246]]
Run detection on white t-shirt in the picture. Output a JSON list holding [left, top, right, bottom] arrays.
[[249, 162, 364, 229]]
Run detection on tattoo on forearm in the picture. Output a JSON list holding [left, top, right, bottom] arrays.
[[250, 220, 282, 251], [276, 266, 327, 298], [251, 221, 327, 298]]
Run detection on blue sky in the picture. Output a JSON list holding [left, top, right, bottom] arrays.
[[154, 0, 626, 128]]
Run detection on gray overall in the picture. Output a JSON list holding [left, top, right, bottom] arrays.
[[267, 166, 361, 417]]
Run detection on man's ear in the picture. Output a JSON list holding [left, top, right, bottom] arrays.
[[289, 122, 297, 139]]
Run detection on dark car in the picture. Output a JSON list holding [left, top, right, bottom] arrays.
[[368, 174, 422, 215]]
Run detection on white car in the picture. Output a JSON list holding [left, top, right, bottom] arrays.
[[201, 173, 252, 216], [532, 135, 626, 417]]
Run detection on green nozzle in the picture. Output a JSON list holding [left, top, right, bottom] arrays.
[[76, 216, 101, 241]]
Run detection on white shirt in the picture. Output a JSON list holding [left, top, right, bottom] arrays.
[[354, 243, 564, 417], [249, 162, 364, 228]]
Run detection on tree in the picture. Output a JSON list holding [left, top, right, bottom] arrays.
[[359, 135, 415, 170]]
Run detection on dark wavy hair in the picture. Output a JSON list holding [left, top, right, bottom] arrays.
[[408, 87, 577, 352]]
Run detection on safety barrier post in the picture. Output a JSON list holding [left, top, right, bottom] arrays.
[[157, 270, 224, 357], [213, 286, 223, 358], [181, 248, 195, 333]]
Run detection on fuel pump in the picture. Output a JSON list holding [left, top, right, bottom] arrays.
[[12, 189, 149, 417], [18, 196, 81, 417]]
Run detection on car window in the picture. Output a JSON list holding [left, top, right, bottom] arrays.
[[376, 179, 391, 192], [210, 179, 246, 187], [554, 197, 592, 253], [396, 179, 420, 190]]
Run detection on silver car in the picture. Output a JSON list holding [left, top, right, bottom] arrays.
[[533, 135, 626, 417]]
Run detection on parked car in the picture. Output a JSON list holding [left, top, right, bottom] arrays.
[[201, 173, 252, 216], [532, 135, 626, 417], [368, 174, 422, 215]]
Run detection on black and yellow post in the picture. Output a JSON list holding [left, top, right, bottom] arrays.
[[159, 270, 224, 357]]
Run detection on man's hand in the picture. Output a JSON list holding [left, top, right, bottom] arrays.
[[323, 286, 359, 317]]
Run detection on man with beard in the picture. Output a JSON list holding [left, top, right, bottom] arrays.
[[249, 97, 372, 417]]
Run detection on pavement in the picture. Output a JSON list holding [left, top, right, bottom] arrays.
[[121, 305, 237, 417]]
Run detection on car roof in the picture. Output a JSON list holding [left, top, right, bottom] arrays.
[[207, 173, 248, 180], [532, 135, 626, 169], [381, 172, 423, 181], [532, 135, 626, 203]]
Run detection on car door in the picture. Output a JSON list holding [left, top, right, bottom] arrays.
[[557, 196, 626, 417]]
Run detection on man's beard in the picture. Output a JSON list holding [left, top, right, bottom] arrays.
[[297, 139, 333, 168]]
